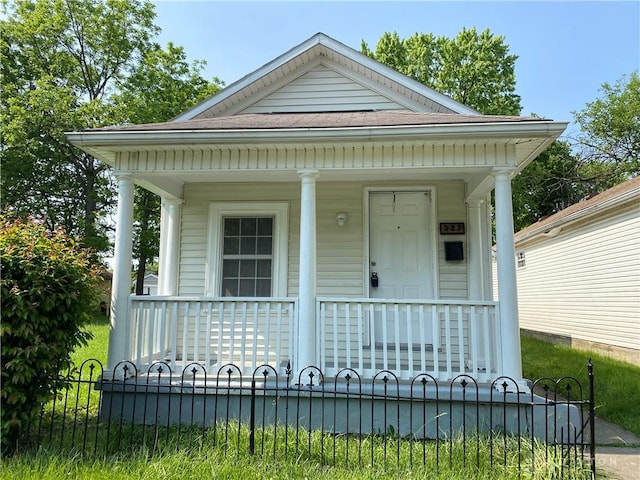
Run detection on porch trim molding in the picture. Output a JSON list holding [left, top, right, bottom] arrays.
[[109, 174, 135, 370], [493, 168, 522, 380]]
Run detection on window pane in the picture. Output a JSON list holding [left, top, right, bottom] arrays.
[[241, 217, 257, 235], [224, 237, 239, 255], [257, 259, 272, 277], [256, 279, 271, 296], [222, 279, 238, 297], [224, 218, 240, 236], [223, 259, 239, 277], [239, 279, 255, 296], [240, 259, 256, 277], [240, 237, 256, 255], [256, 236, 272, 255], [257, 217, 273, 235]]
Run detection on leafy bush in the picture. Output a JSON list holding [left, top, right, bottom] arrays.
[[0, 216, 101, 453]]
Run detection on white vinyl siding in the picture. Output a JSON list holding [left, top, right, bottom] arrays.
[[240, 65, 407, 114], [516, 206, 640, 351], [437, 181, 468, 299], [178, 180, 468, 301]]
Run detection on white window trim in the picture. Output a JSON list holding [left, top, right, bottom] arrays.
[[206, 202, 289, 297]]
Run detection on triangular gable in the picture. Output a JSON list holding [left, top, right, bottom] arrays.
[[174, 32, 478, 121]]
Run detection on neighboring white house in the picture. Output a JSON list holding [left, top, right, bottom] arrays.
[[132, 273, 159, 296], [511, 176, 640, 366], [67, 33, 566, 384]]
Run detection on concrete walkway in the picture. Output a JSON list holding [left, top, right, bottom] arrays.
[[594, 416, 640, 479]]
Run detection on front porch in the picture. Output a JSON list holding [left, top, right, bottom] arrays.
[[128, 296, 501, 383]]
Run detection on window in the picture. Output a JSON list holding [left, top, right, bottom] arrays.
[[516, 251, 526, 269], [221, 217, 273, 296], [207, 202, 288, 297]]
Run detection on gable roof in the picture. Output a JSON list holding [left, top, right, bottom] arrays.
[[514, 176, 640, 244], [99, 111, 545, 132], [173, 32, 479, 121]]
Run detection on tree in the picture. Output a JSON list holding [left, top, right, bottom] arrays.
[[362, 28, 521, 115], [511, 141, 589, 231], [1, 216, 101, 453], [113, 43, 222, 292], [573, 72, 640, 187], [0, 0, 158, 251]]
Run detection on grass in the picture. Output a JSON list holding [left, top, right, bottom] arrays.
[[1, 425, 591, 480], [521, 334, 640, 436], [72, 311, 109, 366]]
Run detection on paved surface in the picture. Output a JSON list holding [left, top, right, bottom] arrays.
[[594, 417, 640, 479]]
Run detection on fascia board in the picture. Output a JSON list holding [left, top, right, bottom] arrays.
[[66, 121, 568, 147], [173, 32, 479, 121]]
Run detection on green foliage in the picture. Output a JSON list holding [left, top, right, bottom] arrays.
[[113, 42, 222, 291], [1, 0, 222, 260], [0, 216, 101, 453], [521, 335, 640, 436], [0, 0, 159, 251], [511, 141, 590, 231], [362, 28, 521, 115], [573, 71, 640, 184]]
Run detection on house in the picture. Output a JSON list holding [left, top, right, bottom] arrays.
[[67, 33, 567, 387], [132, 273, 159, 296], [510, 177, 640, 366]]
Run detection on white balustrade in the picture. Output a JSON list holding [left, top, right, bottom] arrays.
[[128, 296, 501, 382], [317, 298, 501, 382], [129, 297, 297, 375]]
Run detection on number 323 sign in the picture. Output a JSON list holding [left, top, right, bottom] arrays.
[[440, 222, 465, 235]]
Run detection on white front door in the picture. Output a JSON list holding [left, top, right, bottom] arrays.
[[368, 191, 435, 344]]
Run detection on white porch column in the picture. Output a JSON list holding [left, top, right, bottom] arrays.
[[467, 198, 487, 301], [493, 169, 523, 380], [296, 169, 319, 376], [109, 175, 135, 370], [158, 198, 183, 296], [157, 201, 169, 295]]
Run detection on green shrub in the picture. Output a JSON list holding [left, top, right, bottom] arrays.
[[0, 216, 101, 453]]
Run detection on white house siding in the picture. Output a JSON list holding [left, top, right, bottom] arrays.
[[436, 181, 468, 299], [516, 205, 640, 353], [178, 180, 468, 301], [240, 65, 407, 114]]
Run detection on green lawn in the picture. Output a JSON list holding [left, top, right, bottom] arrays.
[[521, 334, 640, 436], [72, 311, 109, 366]]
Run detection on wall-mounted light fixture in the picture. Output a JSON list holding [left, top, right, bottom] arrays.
[[336, 212, 348, 227]]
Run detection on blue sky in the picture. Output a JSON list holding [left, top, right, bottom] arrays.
[[153, 1, 639, 136]]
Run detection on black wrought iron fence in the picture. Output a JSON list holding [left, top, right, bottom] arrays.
[[16, 359, 596, 479]]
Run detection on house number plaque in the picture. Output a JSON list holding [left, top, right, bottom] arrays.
[[440, 222, 465, 235]]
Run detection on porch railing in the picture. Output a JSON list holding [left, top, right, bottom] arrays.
[[317, 298, 502, 382], [129, 296, 297, 375]]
